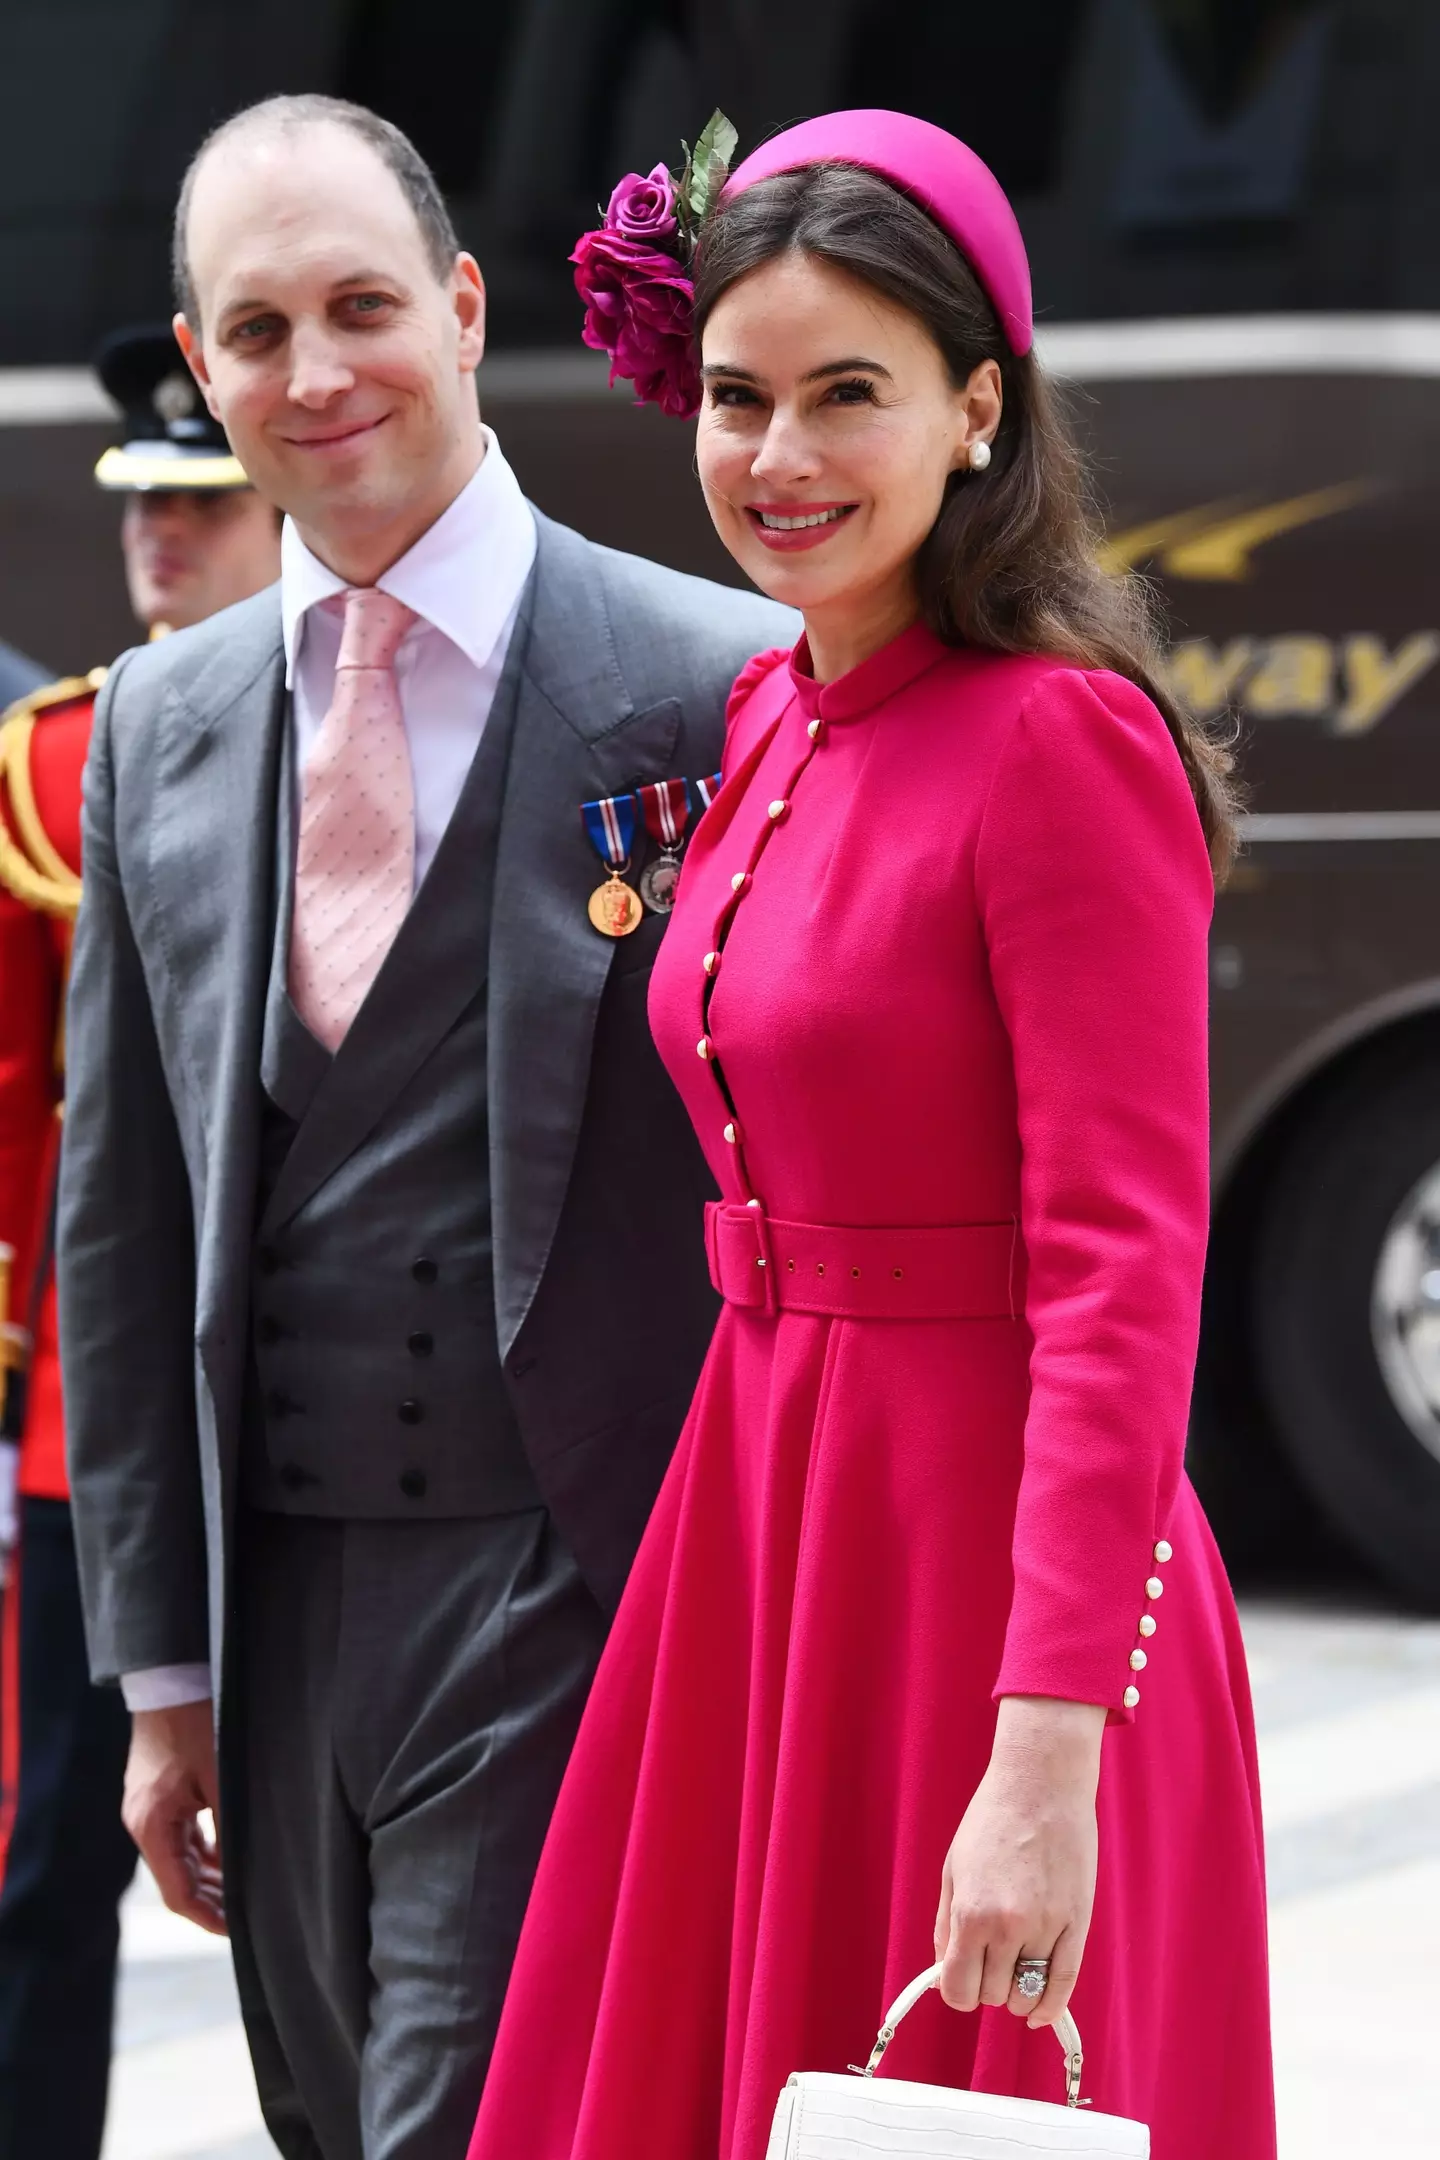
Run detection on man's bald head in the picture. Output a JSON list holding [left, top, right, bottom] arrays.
[[172, 95, 458, 328]]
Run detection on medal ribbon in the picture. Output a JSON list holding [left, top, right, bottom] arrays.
[[581, 793, 638, 870], [637, 777, 691, 850], [693, 770, 724, 813]]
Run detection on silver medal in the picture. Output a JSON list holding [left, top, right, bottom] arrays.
[[639, 850, 683, 914]]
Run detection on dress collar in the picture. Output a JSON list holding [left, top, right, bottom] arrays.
[[280, 426, 537, 686], [787, 617, 951, 722]]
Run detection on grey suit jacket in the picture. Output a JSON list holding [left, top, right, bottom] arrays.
[[58, 510, 794, 1686]]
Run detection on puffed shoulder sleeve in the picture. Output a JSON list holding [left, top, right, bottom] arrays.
[[722, 648, 791, 775], [974, 668, 1214, 1719]]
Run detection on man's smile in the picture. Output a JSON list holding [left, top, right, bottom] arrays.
[[282, 413, 390, 452]]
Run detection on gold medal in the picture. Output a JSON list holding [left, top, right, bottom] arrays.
[[581, 793, 645, 937], [587, 874, 644, 938]]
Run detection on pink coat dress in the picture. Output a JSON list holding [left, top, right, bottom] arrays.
[[468, 623, 1275, 2160]]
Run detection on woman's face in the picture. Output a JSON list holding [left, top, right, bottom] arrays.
[[696, 250, 999, 661]]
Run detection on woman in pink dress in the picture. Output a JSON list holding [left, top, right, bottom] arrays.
[[469, 111, 1273, 2160]]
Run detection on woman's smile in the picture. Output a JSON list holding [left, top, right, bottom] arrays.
[[745, 500, 859, 549]]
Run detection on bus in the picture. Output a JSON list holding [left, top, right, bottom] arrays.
[[2, 0, 1438, 1600]]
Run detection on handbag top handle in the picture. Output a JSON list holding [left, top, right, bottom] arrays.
[[848, 1962, 1087, 2110]]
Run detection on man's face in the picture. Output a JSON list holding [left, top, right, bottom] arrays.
[[175, 122, 485, 574], [120, 489, 282, 632]]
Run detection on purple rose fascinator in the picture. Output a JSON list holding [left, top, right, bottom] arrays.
[[573, 108, 1034, 421], [570, 110, 738, 420]]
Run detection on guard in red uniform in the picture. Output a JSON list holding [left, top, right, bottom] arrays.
[[0, 326, 279, 2160]]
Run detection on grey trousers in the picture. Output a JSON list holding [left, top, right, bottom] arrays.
[[225, 1508, 605, 2160]]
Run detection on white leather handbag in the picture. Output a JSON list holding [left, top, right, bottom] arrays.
[[766, 1962, 1149, 2158]]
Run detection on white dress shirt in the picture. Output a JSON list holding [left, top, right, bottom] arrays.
[[122, 431, 538, 1714]]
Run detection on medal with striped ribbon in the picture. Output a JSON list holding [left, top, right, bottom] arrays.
[[581, 793, 644, 937], [636, 777, 692, 914]]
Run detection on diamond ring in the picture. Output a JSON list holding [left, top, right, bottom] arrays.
[[1014, 1959, 1051, 2000]]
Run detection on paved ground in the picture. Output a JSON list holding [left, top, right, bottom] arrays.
[[102, 1592, 1440, 2158]]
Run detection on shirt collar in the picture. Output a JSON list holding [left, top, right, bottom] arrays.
[[280, 427, 537, 686]]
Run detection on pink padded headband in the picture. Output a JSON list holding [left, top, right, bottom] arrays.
[[723, 109, 1033, 358]]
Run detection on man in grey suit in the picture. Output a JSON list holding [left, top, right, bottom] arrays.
[[58, 94, 790, 2160]]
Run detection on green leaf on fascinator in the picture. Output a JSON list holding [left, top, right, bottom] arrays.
[[683, 110, 738, 227]]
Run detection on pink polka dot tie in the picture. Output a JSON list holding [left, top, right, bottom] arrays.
[[288, 586, 418, 1050]]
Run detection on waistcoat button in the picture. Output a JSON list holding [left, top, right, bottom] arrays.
[[258, 1245, 281, 1275], [398, 1399, 424, 1425], [412, 1256, 438, 1285], [278, 1462, 308, 1492], [265, 1388, 292, 1419], [258, 1315, 282, 1345], [399, 1468, 427, 1499], [407, 1332, 434, 1359]]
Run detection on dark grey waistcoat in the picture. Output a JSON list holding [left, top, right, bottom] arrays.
[[242, 649, 540, 1518]]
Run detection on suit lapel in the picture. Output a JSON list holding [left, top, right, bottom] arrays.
[[489, 514, 681, 1358], [142, 595, 287, 1348], [258, 737, 331, 1126]]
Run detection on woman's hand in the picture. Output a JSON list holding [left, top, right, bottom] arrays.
[[933, 1695, 1104, 2029]]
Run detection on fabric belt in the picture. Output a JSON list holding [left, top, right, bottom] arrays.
[[704, 1203, 1027, 1321]]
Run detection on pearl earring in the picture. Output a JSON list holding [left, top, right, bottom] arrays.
[[968, 440, 992, 472]]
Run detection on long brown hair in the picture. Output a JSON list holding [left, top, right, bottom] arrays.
[[693, 163, 1240, 879]]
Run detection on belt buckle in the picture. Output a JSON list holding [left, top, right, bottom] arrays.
[[735, 1203, 778, 1319]]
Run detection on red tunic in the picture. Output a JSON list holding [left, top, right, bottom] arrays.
[[469, 626, 1273, 2159], [0, 682, 92, 1502]]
